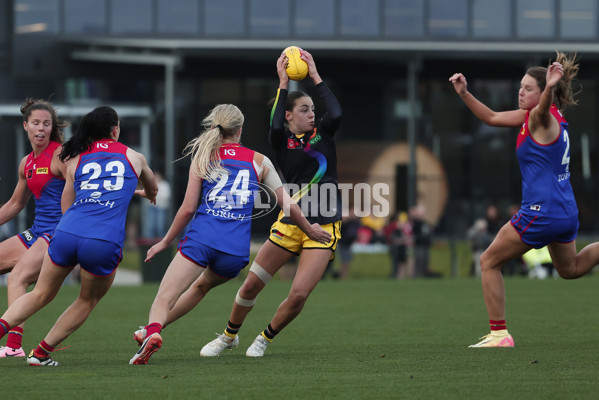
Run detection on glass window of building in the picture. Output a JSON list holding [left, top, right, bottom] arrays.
[[384, 0, 425, 37], [204, 0, 245, 36], [560, 0, 596, 39], [472, 0, 511, 38], [0, 4, 6, 41], [65, 0, 106, 34], [249, 0, 289, 37], [340, 0, 379, 36], [294, 0, 334, 37], [429, 0, 468, 37], [516, 0, 555, 38], [110, 0, 152, 35], [15, 0, 59, 34], [158, 0, 199, 35]]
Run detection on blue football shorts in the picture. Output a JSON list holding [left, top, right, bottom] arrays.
[[18, 226, 53, 248], [177, 236, 249, 279], [48, 230, 123, 277], [510, 210, 578, 249]]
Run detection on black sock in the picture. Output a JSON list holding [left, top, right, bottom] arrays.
[[225, 321, 242, 337], [263, 324, 279, 340]]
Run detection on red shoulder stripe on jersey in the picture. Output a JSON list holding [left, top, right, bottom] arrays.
[[518, 105, 566, 149], [219, 144, 259, 183], [84, 140, 139, 179]]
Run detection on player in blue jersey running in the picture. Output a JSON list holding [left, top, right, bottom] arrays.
[[0, 106, 158, 366], [0, 98, 69, 358], [450, 52, 599, 347], [129, 104, 330, 365]]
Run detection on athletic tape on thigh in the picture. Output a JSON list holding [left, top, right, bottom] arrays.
[[249, 261, 272, 284], [235, 289, 256, 307]]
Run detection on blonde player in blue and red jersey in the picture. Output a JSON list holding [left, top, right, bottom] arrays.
[[198, 49, 342, 358], [0, 105, 157, 366], [0, 98, 69, 358], [450, 52, 599, 348], [129, 104, 330, 365]]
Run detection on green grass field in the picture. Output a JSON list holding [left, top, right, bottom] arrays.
[[1, 273, 598, 399], [127, 239, 477, 280], [126, 237, 597, 279]]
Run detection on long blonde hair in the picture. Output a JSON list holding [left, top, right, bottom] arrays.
[[182, 104, 244, 182]]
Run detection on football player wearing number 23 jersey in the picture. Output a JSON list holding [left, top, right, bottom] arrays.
[[0, 106, 158, 366]]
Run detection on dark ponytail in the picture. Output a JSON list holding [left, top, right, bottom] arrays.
[[60, 106, 119, 161]]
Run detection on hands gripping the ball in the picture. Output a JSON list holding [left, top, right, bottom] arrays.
[[300, 49, 322, 85], [277, 46, 322, 87], [276, 53, 290, 88]]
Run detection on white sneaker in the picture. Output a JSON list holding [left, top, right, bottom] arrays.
[[246, 334, 270, 357], [27, 349, 59, 366], [468, 331, 514, 348], [200, 333, 239, 357]]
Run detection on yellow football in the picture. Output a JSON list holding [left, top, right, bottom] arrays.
[[284, 46, 308, 81]]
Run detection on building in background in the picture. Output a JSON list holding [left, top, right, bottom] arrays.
[[2, 0, 599, 239]]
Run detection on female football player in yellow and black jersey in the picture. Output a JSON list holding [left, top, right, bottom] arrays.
[[200, 48, 342, 357]]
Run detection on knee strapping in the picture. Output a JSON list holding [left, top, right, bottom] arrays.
[[249, 261, 272, 285], [235, 289, 256, 307]]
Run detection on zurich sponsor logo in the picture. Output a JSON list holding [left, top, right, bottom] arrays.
[[90, 191, 102, 199]]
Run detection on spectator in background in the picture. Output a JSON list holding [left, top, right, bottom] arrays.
[[485, 204, 501, 236], [467, 218, 493, 277], [410, 204, 436, 278], [335, 208, 360, 279], [359, 214, 386, 244], [384, 211, 411, 279], [143, 172, 172, 239]]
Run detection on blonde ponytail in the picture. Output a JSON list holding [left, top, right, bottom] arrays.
[[182, 104, 245, 182], [183, 127, 224, 182]]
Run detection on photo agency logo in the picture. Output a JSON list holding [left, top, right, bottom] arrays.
[[338, 183, 389, 218], [204, 179, 279, 221], [280, 183, 390, 218], [204, 181, 390, 220]]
